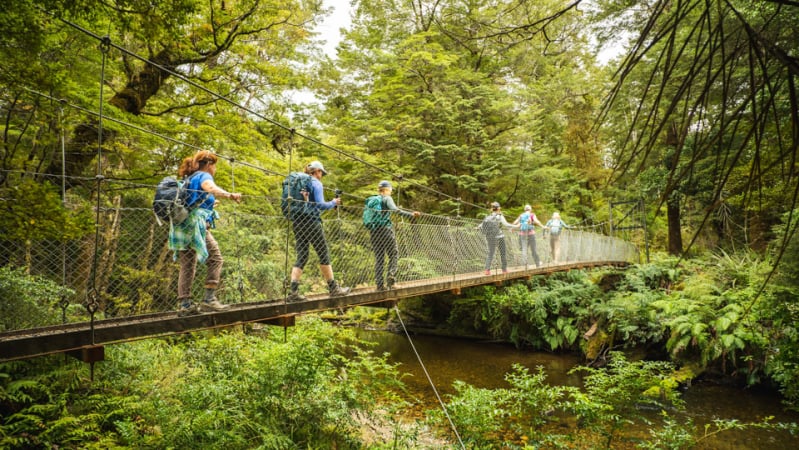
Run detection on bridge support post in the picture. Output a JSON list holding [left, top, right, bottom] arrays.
[[257, 316, 296, 327], [66, 345, 105, 363], [371, 300, 398, 309]]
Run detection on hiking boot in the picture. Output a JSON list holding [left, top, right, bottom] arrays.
[[200, 299, 229, 312], [376, 285, 387, 292], [329, 284, 351, 297], [286, 291, 306, 303], [177, 303, 201, 317], [386, 276, 396, 289]]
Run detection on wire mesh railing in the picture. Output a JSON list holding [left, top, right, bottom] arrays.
[[0, 175, 639, 333]]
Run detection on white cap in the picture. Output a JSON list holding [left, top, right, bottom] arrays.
[[307, 160, 327, 175]]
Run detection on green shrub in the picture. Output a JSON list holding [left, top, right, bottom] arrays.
[[0, 265, 72, 331]]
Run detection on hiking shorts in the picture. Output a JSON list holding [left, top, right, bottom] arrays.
[[293, 218, 331, 268]]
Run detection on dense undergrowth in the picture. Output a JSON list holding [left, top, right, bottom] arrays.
[[3, 252, 799, 448], [406, 253, 799, 409], [0, 319, 408, 449]]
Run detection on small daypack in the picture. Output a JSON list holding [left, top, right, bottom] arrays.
[[480, 214, 501, 237], [363, 195, 391, 229], [549, 219, 563, 236], [280, 172, 314, 220], [153, 176, 192, 226], [520, 212, 533, 231]]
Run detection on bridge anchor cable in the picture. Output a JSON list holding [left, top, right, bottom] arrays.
[[393, 305, 465, 450]]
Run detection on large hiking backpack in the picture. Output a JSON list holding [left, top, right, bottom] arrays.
[[480, 214, 501, 237], [363, 195, 391, 229], [153, 176, 192, 226], [280, 172, 314, 220], [519, 212, 533, 231]]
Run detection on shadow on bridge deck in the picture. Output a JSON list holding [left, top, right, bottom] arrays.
[[0, 261, 629, 362]]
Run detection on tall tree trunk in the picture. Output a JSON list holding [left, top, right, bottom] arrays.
[[665, 122, 683, 256], [109, 49, 174, 115], [667, 195, 683, 256], [42, 49, 173, 183], [42, 122, 116, 187]]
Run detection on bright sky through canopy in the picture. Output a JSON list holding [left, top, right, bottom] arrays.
[[318, 1, 352, 57]]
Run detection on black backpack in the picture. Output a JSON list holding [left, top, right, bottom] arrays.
[[153, 176, 193, 226], [280, 172, 314, 220]]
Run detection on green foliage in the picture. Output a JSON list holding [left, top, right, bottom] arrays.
[[430, 349, 799, 448], [438, 380, 513, 448], [323, 0, 603, 215], [432, 364, 576, 448], [446, 271, 600, 351], [433, 252, 799, 411], [0, 265, 73, 331], [0, 179, 93, 243], [0, 319, 406, 448]]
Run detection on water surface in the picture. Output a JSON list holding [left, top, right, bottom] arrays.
[[358, 329, 799, 448]]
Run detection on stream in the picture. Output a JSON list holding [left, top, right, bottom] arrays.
[[356, 329, 799, 449]]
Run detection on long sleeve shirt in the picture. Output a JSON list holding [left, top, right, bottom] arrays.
[[482, 212, 516, 239], [304, 178, 337, 221], [381, 195, 415, 219]]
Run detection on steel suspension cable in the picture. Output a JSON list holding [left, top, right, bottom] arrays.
[[283, 131, 296, 306], [58, 102, 70, 324], [86, 36, 113, 347], [23, 87, 287, 179], [392, 305, 465, 449], [229, 158, 245, 303]]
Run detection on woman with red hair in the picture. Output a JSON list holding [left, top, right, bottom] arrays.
[[170, 151, 242, 316]]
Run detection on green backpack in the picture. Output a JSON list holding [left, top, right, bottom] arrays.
[[363, 195, 391, 229]]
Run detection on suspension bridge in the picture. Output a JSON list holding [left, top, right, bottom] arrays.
[[0, 180, 637, 362], [1, 15, 640, 363]]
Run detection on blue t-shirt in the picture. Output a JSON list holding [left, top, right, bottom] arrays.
[[186, 171, 215, 210]]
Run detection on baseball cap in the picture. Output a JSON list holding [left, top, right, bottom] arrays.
[[378, 180, 393, 189], [307, 160, 327, 175], [524, 204, 532, 211], [491, 202, 500, 210]]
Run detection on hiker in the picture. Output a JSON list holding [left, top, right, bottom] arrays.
[[364, 180, 420, 290], [287, 160, 351, 302], [478, 202, 517, 274], [512, 204, 546, 267], [170, 151, 242, 316], [545, 211, 571, 263]]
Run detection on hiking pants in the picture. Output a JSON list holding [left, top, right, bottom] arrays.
[[550, 233, 562, 262], [485, 236, 507, 271], [519, 233, 541, 267], [293, 218, 331, 268], [178, 230, 223, 300], [370, 226, 398, 288]]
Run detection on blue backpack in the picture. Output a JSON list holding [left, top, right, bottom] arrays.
[[519, 212, 533, 231], [363, 195, 391, 229], [280, 172, 313, 220]]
